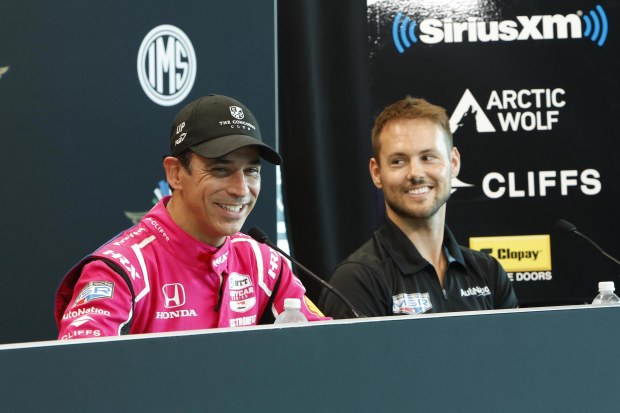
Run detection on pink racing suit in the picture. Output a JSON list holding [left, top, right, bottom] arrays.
[[55, 196, 327, 340]]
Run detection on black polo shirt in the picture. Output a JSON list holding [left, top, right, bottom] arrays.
[[319, 218, 518, 319]]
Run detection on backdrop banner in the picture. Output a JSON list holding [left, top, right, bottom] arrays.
[[367, 0, 619, 305], [0, 0, 277, 343]]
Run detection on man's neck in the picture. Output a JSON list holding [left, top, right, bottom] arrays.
[[388, 209, 447, 285], [165, 194, 226, 247]]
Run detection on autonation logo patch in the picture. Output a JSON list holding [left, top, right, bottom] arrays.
[[392, 5, 608, 53]]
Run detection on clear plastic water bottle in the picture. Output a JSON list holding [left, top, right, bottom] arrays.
[[274, 298, 308, 324], [591, 281, 620, 305]]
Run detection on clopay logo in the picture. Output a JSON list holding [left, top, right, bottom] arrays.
[[392, 5, 608, 53]]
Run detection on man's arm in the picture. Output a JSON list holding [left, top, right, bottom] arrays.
[[319, 262, 392, 319], [271, 255, 330, 322], [57, 260, 134, 340]]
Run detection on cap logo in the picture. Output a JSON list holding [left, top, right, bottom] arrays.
[[174, 133, 187, 146], [229, 106, 245, 120]]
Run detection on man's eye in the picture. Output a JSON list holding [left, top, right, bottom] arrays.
[[390, 159, 404, 166], [246, 168, 261, 176], [211, 167, 229, 175]]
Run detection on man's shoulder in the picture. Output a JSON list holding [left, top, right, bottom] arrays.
[[338, 236, 386, 271], [458, 244, 498, 265], [93, 223, 154, 256], [456, 244, 504, 281]]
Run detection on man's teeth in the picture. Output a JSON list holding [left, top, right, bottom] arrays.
[[219, 204, 243, 212], [408, 187, 430, 195]]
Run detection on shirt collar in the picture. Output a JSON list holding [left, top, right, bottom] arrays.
[[378, 217, 465, 275]]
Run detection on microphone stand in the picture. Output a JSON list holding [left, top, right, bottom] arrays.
[[249, 227, 364, 318], [556, 219, 620, 267]]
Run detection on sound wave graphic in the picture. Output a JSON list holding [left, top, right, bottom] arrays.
[[392, 12, 418, 54], [582, 5, 608, 46]]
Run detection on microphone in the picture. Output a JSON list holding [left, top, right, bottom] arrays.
[[556, 219, 620, 266], [248, 227, 364, 318]]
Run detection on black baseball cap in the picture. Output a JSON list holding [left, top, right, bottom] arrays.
[[169, 94, 282, 165]]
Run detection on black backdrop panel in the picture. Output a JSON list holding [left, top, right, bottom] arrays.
[[0, 0, 276, 343], [368, 0, 620, 305]]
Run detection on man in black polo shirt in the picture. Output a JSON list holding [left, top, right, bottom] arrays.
[[319, 97, 517, 318]]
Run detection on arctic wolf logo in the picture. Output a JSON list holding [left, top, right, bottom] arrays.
[[449, 89, 496, 134]]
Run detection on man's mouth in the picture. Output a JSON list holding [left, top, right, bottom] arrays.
[[217, 203, 245, 213], [407, 186, 431, 195]]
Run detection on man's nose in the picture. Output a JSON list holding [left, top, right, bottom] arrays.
[[226, 170, 250, 197], [406, 159, 423, 181]]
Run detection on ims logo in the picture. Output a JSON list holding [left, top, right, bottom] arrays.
[[137, 24, 197, 106]]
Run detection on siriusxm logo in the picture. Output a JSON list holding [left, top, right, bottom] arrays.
[[137, 25, 197, 106], [392, 5, 608, 53]]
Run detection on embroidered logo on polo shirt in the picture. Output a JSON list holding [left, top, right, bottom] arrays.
[[392, 292, 432, 315], [461, 286, 491, 297]]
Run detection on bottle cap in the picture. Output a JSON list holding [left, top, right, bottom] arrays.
[[283, 298, 302, 310], [598, 281, 615, 291]]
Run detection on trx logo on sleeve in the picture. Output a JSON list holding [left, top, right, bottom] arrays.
[[392, 292, 432, 315]]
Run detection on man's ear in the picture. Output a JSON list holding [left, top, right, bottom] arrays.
[[369, 157, 383, 189], [451, 146, 461, 178], [163, 156, 183, 191]]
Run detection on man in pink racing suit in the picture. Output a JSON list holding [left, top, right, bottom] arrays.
[[55, 95, 328, 340]]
